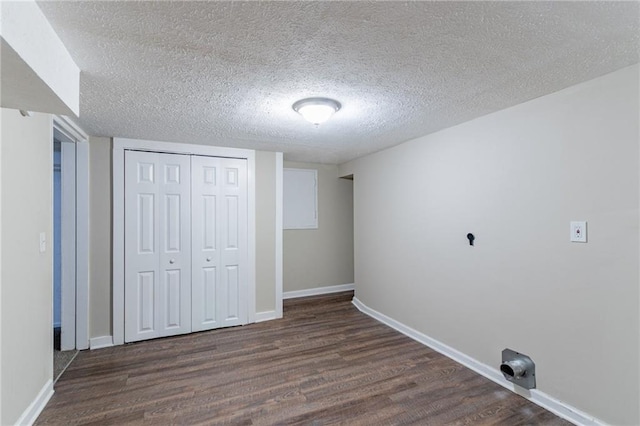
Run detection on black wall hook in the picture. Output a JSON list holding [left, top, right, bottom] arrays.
[[467, 233, 475, 246]]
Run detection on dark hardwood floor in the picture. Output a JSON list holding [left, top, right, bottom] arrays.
[[36, 292, 570, 425]]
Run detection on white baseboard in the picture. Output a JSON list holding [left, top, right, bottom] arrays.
[[255, 310, 278, 323], [15, 379, 53, 426], [283, 283, 355, 300], [351, 297, 605, 426], [89, 335, 114, 350]]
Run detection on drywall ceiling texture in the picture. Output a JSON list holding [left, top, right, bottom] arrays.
[[37, 1, 639, 164]]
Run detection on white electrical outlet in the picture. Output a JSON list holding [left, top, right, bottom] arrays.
[[570, 221, 587, 243]]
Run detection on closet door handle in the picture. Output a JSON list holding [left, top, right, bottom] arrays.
[[206, 257, 212, 262], [169, 259, 175, 264]]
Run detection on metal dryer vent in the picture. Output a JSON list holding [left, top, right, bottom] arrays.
[[500, 348, 536, 390]]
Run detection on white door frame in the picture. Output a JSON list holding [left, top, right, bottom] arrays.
[[112, 138, 256, 346], [53, 115, 90, 350], [275, 152, 283, 319], [59, 138, 76, 350]]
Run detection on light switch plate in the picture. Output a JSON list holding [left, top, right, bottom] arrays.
[[570, 221, 587, 243]]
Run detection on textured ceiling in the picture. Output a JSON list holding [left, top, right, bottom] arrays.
[[37, 1, 639, 164]]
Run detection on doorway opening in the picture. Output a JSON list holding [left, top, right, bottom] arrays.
[[53, 128, 77, 380], [51, 117, 90, 381], [53, 139, 62, 349]]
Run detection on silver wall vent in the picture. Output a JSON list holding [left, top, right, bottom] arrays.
[[500, 348, 536, 390]]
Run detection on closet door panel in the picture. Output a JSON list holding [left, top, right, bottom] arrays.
[[219, 160, 248, 326], [158, 153, 191, 337], [192, 156, 248, 331], [125, 151, 162, 342], [191, 156, 223, 331], [125, 151, 191, 342], [126, 151, 247, 341]]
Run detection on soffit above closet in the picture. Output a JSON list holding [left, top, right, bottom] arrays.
[[37, 1, 639, 164]]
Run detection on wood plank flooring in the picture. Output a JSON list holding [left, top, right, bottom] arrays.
[[36, 292, 570, 425]]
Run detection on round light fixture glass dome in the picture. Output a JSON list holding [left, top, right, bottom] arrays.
[[292, 97, 341, 125]]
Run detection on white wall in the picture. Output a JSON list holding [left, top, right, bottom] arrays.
[[88, 137, 112, 338], [256, 151, 277, 313], [87, 141, 280, 337], [0, 108, 53, 424], [283, 162, 354, 292], [341, 65, 639, 425]]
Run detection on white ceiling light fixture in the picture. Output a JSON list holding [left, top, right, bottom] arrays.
[[292, 97, 341, 125]]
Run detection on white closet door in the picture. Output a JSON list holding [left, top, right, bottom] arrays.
[[124, 151, 192, 343], [192, 156, 248, 331]]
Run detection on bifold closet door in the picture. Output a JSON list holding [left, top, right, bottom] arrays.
[[124, 151, 192, 343], [191, 156, 248, 332]]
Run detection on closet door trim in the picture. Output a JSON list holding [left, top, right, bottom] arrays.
[[113, 138, 256, 346]]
